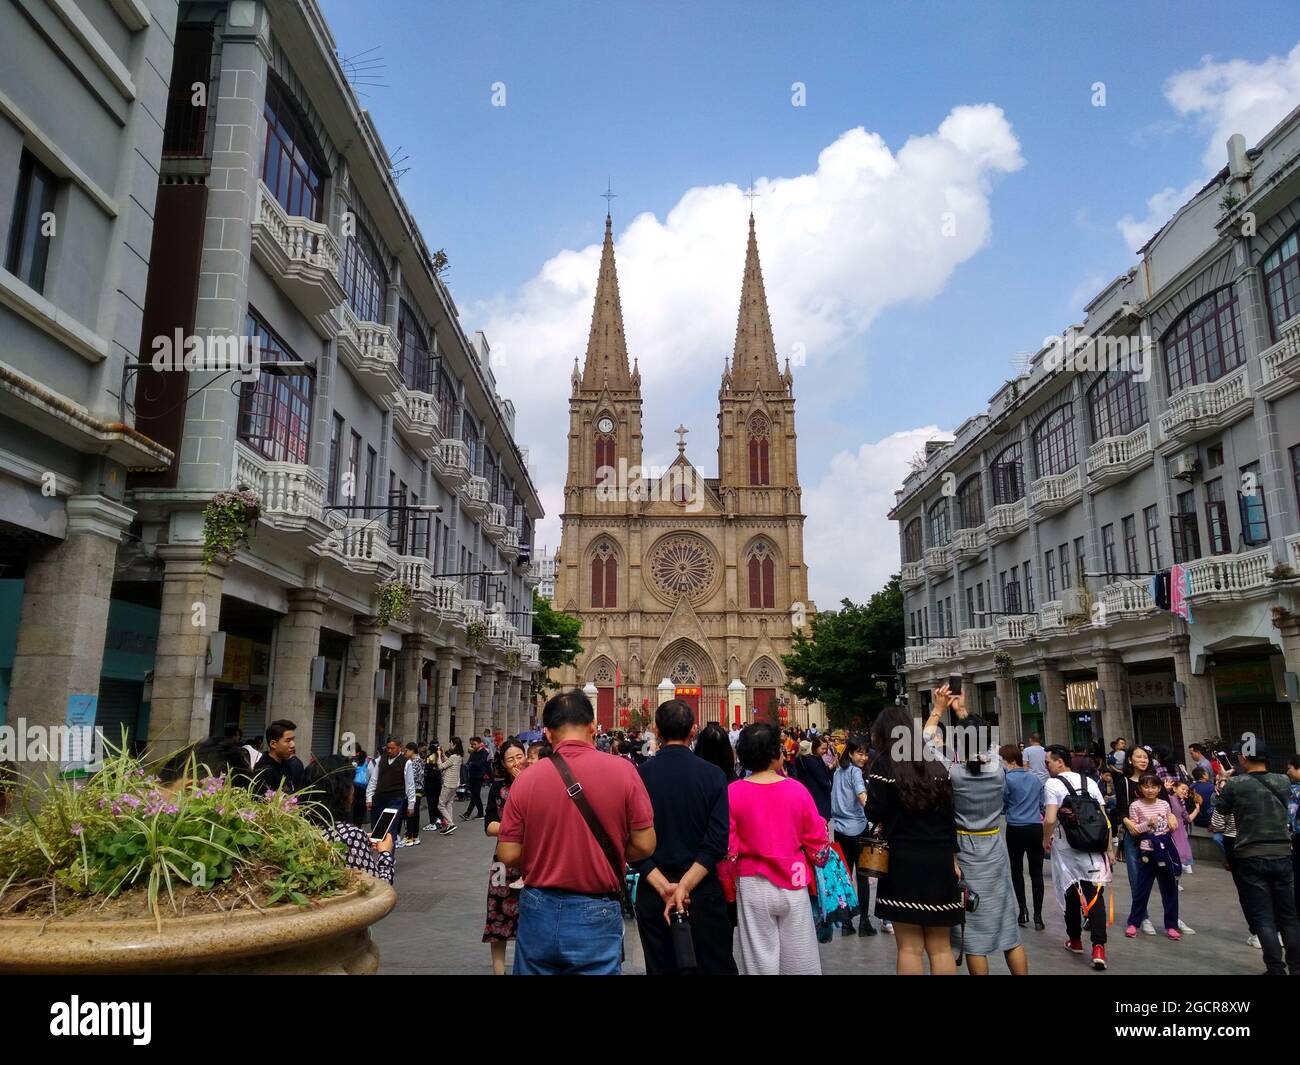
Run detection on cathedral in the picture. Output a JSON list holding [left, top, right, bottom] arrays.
[[551, 210, 815, 728]]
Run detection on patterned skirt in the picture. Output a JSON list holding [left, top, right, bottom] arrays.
[[873, 840, 963, 928], [482, 861, 522, 943]]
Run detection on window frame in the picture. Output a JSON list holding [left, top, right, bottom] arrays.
[[1262, 227, 1300, 336], [238, 310, 313, 465], [990, 442, 1024, 505], [1032, 403, 1077, 479], [1087, 372, 1149, 442], [5, 150, 57, 292], [261, 77, 325, 221], [1161, 285, 1244, 395]]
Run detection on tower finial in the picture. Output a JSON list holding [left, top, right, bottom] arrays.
[[602, 177, 617, 221]]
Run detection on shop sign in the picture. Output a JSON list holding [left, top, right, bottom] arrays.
[[219, 636, 254, 686], [1065, 679, 1097, 712], [1128, 673, 1175, 706]]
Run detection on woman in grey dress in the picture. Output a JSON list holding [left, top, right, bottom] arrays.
[[931, 686, 1028, 975]]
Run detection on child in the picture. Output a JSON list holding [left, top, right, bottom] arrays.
[[1169, 780, 1195, 873], [1123, 773, 1182, 939]]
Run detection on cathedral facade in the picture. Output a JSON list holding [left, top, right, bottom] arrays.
[[551, 212, 815, 728]]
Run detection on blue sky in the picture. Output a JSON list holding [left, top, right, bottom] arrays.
[[319, 0, 1300, 605]]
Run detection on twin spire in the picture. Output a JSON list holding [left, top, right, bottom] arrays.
[[579, 210, 786, 392]]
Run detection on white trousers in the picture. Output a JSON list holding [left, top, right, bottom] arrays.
[[735, 875, 822, 975]]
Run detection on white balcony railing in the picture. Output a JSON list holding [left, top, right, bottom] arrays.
[[1038, 600, 1065, 630], [1184, 548, 1273, 602], [233, 442, 324, 532], [926, 637, 960, 663], [904, 646, 928, 667], [951, 525, 986, 560], [1100, 580, 1156, 620], [425, 577, 464, 619], [1259, 316, 1300, 399], [1286, 534, 1300, 573], [1029, 468, 1082, 515], [251, 181, 345, 318], [487, 611, 514, 648], [432, 438, 470, 487], [395, 388, 440, 444], [463, 599, 486, 627], [958, 627, 994, 653], [1086, 425, 1153, 486], [320, 519, 394, 575], [484, 502, 507, 537], [461, 475, 490, 516], [338, 304, 401, 398], [923, 544, 951, 575], [900, 561, 925, 588], [995, 614, 1037, 643], [522, 642, 541, 668], [499, 526, 520, 560], [986, 498, 1028, 541], [1159, 366, 1252, 443]]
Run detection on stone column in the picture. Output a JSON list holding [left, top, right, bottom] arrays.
[[509, 677, 523, 736], [495, 669, 510, 734], [1094, 649, 1132, 750], [149, 544, 226, 757], [1274, 610, 1300, 749], [434, 649, 459, 748], [995, 673, 1021, 746], [1168, 634, 1217, 745], [340, 617, 382, 758], [393, 633, 427, 745], [272, 589, 327, 756], [9, 496, 134, 776], [906, 681, 923, 715], [456, 657, 479, 743], [1037, 658, 1068, 748], [477, 668, 498, 737]]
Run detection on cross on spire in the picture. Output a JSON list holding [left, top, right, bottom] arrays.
[[674, 424, 689, 455], [744, 177, 759, 217], [602, 177, 617, 217]]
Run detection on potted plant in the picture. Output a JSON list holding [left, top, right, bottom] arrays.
[[0, 749, 395, 974], [201, 489, 261, 567], [375, 579, 413, 627], [466, 619, 488, 652], [505, 650, 521, 672], [993, 649, 1014, 678]]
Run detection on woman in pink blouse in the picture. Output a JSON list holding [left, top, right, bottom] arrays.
[[727, 723, 831, 975]]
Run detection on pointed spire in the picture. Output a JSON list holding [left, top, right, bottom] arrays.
[[581, 213, 632, 390], [730, 214, 783, 391]]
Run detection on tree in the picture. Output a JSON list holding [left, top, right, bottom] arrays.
[[781, 576, 904, 731], [529, 591, 582, 699]]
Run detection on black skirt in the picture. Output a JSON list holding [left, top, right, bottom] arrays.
[[873, 840, 963, 928]]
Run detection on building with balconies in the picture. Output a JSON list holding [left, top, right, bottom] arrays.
[[889, 112, 1300, 758], [0, 0, 544, 761]]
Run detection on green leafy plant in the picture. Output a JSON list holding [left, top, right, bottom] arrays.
[[375, 580, 413, 627], [993, 649, 1014, 678], [0, 746, 351, 930], [1270, 563, 1296, 581], [505, 650, 521, 671], [466, 619, 488, 651], [1219, 192, 1242, 213], [201, 489, 260, 567]]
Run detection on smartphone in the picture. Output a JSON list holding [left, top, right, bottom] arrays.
[[369, 805, 400, 843], [947, 674, 962, 696]]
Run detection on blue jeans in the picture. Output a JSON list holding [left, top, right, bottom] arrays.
[[1234, 855, 1300, 975], [513, 887, 624, 975], [1121, 835, 1147, 924]]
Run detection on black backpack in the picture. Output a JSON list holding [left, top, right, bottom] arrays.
[[1057, 773, 1111, 853]]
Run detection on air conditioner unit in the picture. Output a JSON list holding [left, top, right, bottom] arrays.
[[1169, 451, 1199, 481]]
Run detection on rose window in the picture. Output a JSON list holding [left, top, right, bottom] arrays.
[[647, 535, 717, 602]]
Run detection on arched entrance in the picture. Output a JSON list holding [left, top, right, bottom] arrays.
[[586, 656, 617, 731], [748, 657, 784, 724], [653, 639, 720, 725]]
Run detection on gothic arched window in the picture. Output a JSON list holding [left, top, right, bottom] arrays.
[[746, 540, 776, 609], [748, 414, 770, 485], [590, 539, 617, 608], [594, 412, 616, 480]]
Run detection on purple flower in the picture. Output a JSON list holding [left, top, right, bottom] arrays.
[[163, 803, 178, 815], [263, 789, 276, 801], [216, 805, 225, 815], [111, 803, 122, 816], [97, 798, 107, 809], [70, 823, 83, 836], [284, 795, 298, 808], [238, 809, 257, 822], [121, 794, 141, 809]]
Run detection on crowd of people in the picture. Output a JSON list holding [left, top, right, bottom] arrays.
[[187, 693, 1300, 977]]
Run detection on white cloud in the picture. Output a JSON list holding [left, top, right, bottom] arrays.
[[803, 426, 948, 608], [482, 109, 1023, 576], [1117, 42, 1300, 251]]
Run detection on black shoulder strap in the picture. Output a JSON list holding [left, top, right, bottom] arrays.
[[549, 751, 625, 890]]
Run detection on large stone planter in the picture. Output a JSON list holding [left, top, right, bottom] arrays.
[[0, 876, 397, 975]]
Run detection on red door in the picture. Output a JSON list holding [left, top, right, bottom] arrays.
[[596, 687, 615, 730], [675, 686, 701, 724], [753, 687, 776, 722]]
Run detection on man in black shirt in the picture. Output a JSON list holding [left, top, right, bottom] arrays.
[[462, 737, 490, 820], [254, 719, 305, 794], [632, 699, 736, 975]]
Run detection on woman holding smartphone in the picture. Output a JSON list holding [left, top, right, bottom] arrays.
[[483, 739, 527, 975]]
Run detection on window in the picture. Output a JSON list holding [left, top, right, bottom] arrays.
[[922, 607, 929, 639], [1059, 542, 1071, 590], [747, 541, 776, 608], [239, 311, 313, 464], [1003, 567, 1022, 614], [1237, 462, 1269, 546], [957, 475, 984, 528], [1262, 228, 1300, 334], [1292, 445, 1300, 520], [902, 518, 923, 563], [1024, 563, 1035, 613], [364, 446, 377, 509], [1123, 514, 1139, 575], [397, 302, 432, 393], [1087, 372, 1149, 442], [590, 540, 618, 608], [484, 448, 499, 504], [965, 586, 975, 627], [990, 442, 1024, 505], [1032, 404, 1077, 477], [462, 415, 479, 473], [976, 582, 986, 621], [163, 26, 213, 157], [595, 426, 615, 478], [1205, 478, 1230, 555], [1207, 442, 1224, 469], [1045, 549, 1057, 600], [327, 414, 343, 505], [927, 500, 950, 547], [342, 222, 388, 323], [436, 366, 457, 438], [1162, 286, 1243, 394], [748, 414, 771, 485], [6, 150, 57, 292], [1172, 490, 1201, 563], [262, 78, 325, 220], [1074, 538, 1086, 587], [1101, 524, 1116, 577], [1144, 505, 1162, 570], [346, 432, 361, 504]]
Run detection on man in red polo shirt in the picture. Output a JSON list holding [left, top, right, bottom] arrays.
[[497, 690, 655, 974]]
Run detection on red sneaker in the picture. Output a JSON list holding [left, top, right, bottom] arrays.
[[1064, 938, 1084, 955], [1091, 944, 1107, 970]]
